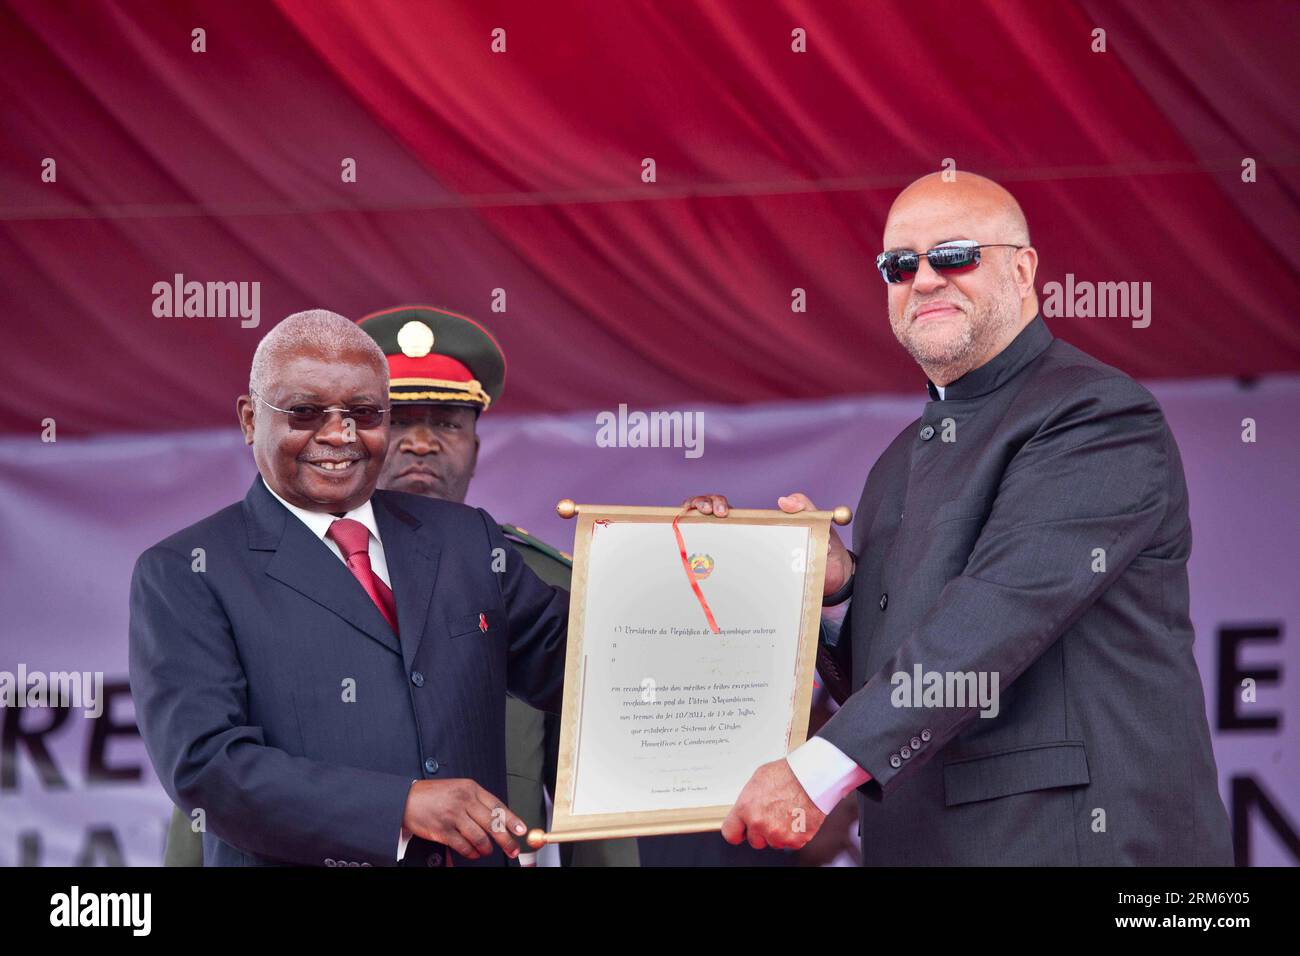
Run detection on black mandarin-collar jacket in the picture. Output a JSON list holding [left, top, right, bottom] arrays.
[[818, 315, 1232, 865]]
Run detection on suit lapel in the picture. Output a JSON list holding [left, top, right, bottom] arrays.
[[244, 478, 402, 657], [373, 491, 440, 673]]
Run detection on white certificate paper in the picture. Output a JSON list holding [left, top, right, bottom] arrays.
[[568, 519, 812, 816]]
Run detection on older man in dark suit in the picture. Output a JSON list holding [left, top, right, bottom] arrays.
[[695, 171, 1233, 865], [131, 309, 566, 866]]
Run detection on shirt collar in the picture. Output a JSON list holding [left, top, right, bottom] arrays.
[[925, 314, 1053, 402], [260, 476, 383, 545]]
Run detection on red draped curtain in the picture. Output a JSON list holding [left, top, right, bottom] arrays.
[[2, 0, 1297, 434]]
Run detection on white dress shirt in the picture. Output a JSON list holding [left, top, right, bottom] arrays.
[[786, 736, 871, 814], [262, 477, 391, 587], [261, 479, 415, 861], [785, 387, 947, 813]]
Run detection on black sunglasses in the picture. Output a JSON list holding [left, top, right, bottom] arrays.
[[254, 394, 389, 430], [876, 240, 1024, 285]]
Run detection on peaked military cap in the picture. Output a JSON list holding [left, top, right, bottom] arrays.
[[358, 305, 506, 412]]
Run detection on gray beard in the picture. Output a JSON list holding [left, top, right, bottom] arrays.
[[893, 292, 1019, 379], [900, 313, 977, 368]]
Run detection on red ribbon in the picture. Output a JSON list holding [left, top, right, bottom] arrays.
[[672, 511, 720, 634]]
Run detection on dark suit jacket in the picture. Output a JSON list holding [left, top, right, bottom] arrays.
[[818, 316, 1232, 866], [130, 477, 568, 867]]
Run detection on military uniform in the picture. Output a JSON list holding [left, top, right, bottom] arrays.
[[500, 525, 638, 867], [163, 306, 637, 866]]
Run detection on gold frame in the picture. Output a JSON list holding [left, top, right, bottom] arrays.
[[527, 500, 851, 848]]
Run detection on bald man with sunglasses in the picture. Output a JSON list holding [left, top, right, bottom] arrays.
[[692, 171, 1233, 866]]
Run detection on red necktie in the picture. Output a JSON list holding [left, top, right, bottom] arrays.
[[326, 518, 399, 634]]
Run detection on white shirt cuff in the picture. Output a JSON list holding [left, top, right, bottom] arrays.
[[398, 779, 419, 862], [786, 735, 871, 815]]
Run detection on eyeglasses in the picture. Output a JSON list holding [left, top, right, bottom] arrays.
[[876, 240, 1025, 285], [253, 394, 389, 430]]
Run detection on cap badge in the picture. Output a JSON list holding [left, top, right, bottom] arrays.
[[397, 320, 435, 358]]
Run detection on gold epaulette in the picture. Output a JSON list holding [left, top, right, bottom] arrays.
[[499, 523, 573, 567]]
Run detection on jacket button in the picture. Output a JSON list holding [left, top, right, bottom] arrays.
[[423, 757, 440, 775], [920, 729, 932, 742], [879, 593, 888, 611], [426, 851, 443, 867], [889, 753, 902, 769], [410, 671, 425, 687], [910, 736, 922, 750], [900, 746, 912, 759], [919, 424, 935, 441]]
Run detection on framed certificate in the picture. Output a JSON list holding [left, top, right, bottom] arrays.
[[527, 500, 851, 849]]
